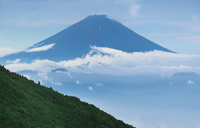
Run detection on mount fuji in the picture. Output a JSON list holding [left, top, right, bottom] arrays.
[[1, 15, 200, 128], [0, 14, 173, 63]]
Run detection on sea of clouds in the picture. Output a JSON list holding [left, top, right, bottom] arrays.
[[4, 45, 200, 78]]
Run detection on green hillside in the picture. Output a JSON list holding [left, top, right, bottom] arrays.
[[0, 65, 135, 128]]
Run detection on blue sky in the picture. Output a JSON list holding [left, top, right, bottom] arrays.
[[0, 0, 200, 54]]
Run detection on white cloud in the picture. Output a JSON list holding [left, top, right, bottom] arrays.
[[26, 43, 55, 52], [75, 80, 81, 85], [6, 59, 21, 64], [37, 76, 62, 86], [95, 83, 103, 87], [59, 46, 200, 76], [4, 46, 200, 77], [187, 80, 194, 85], [37, 79, 44, 86], [0, 47, 24, 58], [37, 72, 49, 80], [23, 74, 31, 80], [55, 70, 72, 79], [52, 81, 62, 86], [5, 59, 64, 85], [5, 59, 61, 73], [88, 86, 93, 91]]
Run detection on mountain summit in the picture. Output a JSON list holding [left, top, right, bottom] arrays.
[[1, 14, 173, 62]]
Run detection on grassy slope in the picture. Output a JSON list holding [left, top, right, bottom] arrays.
[[0, 65, 135, 128]]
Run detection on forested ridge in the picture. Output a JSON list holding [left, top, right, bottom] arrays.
[[0, 65, 135, 128]]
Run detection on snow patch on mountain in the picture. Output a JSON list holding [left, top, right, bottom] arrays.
[[26, 43, 55, 52], [105, 15, 117, 22]]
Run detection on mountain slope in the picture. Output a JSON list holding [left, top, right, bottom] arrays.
[[0, 65, 134, 128], [0, 15, 173, 63]]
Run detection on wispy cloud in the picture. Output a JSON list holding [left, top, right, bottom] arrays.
[[26, 43, 55, 52], [187, 80, 194, 85], [52, 81, 62, 86], [179, 35, 200, 44], [6, 59, 21, 64], [0, 0, 138, 27], [88, 86, 93, 91], [130, 4, 140, 18], [167, 22, 200, 32], [127, 114, 190, 128], [95, 83, 103, 87], [55, 71, 72, 79], [166, 21, 200, 44], [75, 80, 81, 85], [5, 59, 61, 73], [0, 47, 24, 58], [38, 72, 49, 80]]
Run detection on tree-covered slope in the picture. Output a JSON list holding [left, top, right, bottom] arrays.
[[0, 65, 135, 128]]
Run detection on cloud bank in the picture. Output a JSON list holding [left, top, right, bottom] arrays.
[[5, 46, 200, 80], [59, 46, 200, 76]]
